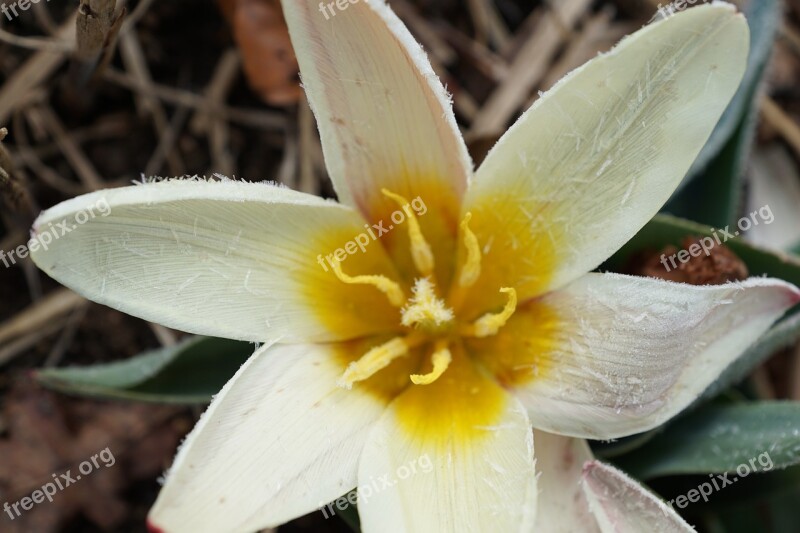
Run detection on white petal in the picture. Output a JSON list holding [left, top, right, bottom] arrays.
[[30, 180, 402, 343], [148, 342, 387, 532], [533, 431, 600, 533], [509, 273, 800, 439], [280, 0, 471, 215], [461, 3, 749, 303], [582, 461, 693, 533], [356, 383, 536, 533]]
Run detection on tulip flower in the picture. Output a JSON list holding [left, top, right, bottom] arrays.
[[30, 1, 799, 532]]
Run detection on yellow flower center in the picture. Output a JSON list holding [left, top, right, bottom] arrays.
[[331, 189, 518, 390]]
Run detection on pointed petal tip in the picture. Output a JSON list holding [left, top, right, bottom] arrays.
[[787, 284, 800, 305], [761, 279, 800, 308], [146, 518, 165, 533], [581, 459, 602, 481]]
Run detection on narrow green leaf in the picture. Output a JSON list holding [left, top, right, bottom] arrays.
[[35, 336, 254, 403], [612, 402, 800, 479], [676, 0, 779, 190], [665, 107, 757, 227]]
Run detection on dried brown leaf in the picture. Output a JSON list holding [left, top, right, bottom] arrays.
[[218, 0, 301, 106], [632, 236, 749, 285]]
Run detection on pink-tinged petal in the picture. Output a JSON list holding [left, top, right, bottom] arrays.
[[469, 273, 800, 439], [280, 0, 471, 218], [582, 461, 693, 532], [533, 431, 600, 532], [30, 180, 402, 343], [458, 3, 749, 313], [148, 342, 390, 532]]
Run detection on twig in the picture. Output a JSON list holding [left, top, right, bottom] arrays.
[[0, 11, 77, 123], [103, 68, 286, 130], [761, 95, 800, 158], [466, 0, 510, 49], [392, 0, 457, 65], [32, 0, 58, 35], [469, 0, 592, 138], [0, 319, 68, 368], [119, 30, 185, 174], [0, 127, 35, 213], [277, 119, 298, 188], [43, 303, 89, 367], [144, 105, 190, 178], [0, 289, 85, 347], [0, 28, 72, 51], [120, 0, 157, 33], [192, 49, 240, 177], [191, 49, 241, 134], [75, 0, 120, 60], [299, 94, 318, 195], [29, 105, 105, 190], [149, 323, 178, 347], [437, 23, 509, 82], [538, 7, 619, 91]]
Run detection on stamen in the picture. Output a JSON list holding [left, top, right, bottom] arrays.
[[460, 287, 517, 338], [401, 278, 454, 331], [458, 212, 481, 288], [338, 335, 420, 389], [381, 188, 434, 276], [330, 259, 405, 308], [410, 341, 452, 385]]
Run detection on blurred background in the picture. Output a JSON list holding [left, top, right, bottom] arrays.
[[1, 0, 800, 531]]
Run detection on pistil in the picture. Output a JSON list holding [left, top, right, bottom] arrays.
[[401, 278, 454, 332]]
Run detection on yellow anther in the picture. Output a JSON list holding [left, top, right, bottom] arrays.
[[381, 188, 434, 277], [461, 287, 517, 338], [410, 341, 452, 385], [458, 212, 481, 288], [330, 259, 405, 308], [338, 336, 420, 389], [401, 278, 454, 331]]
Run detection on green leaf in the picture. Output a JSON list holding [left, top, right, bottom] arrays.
[[612, 402, 800, 479], [35, 336, 254, 403], [651, 465, 800, 525], [665, 107, 757, 227], [603, 214, 800, 288], [675, 0, 779, 191]]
